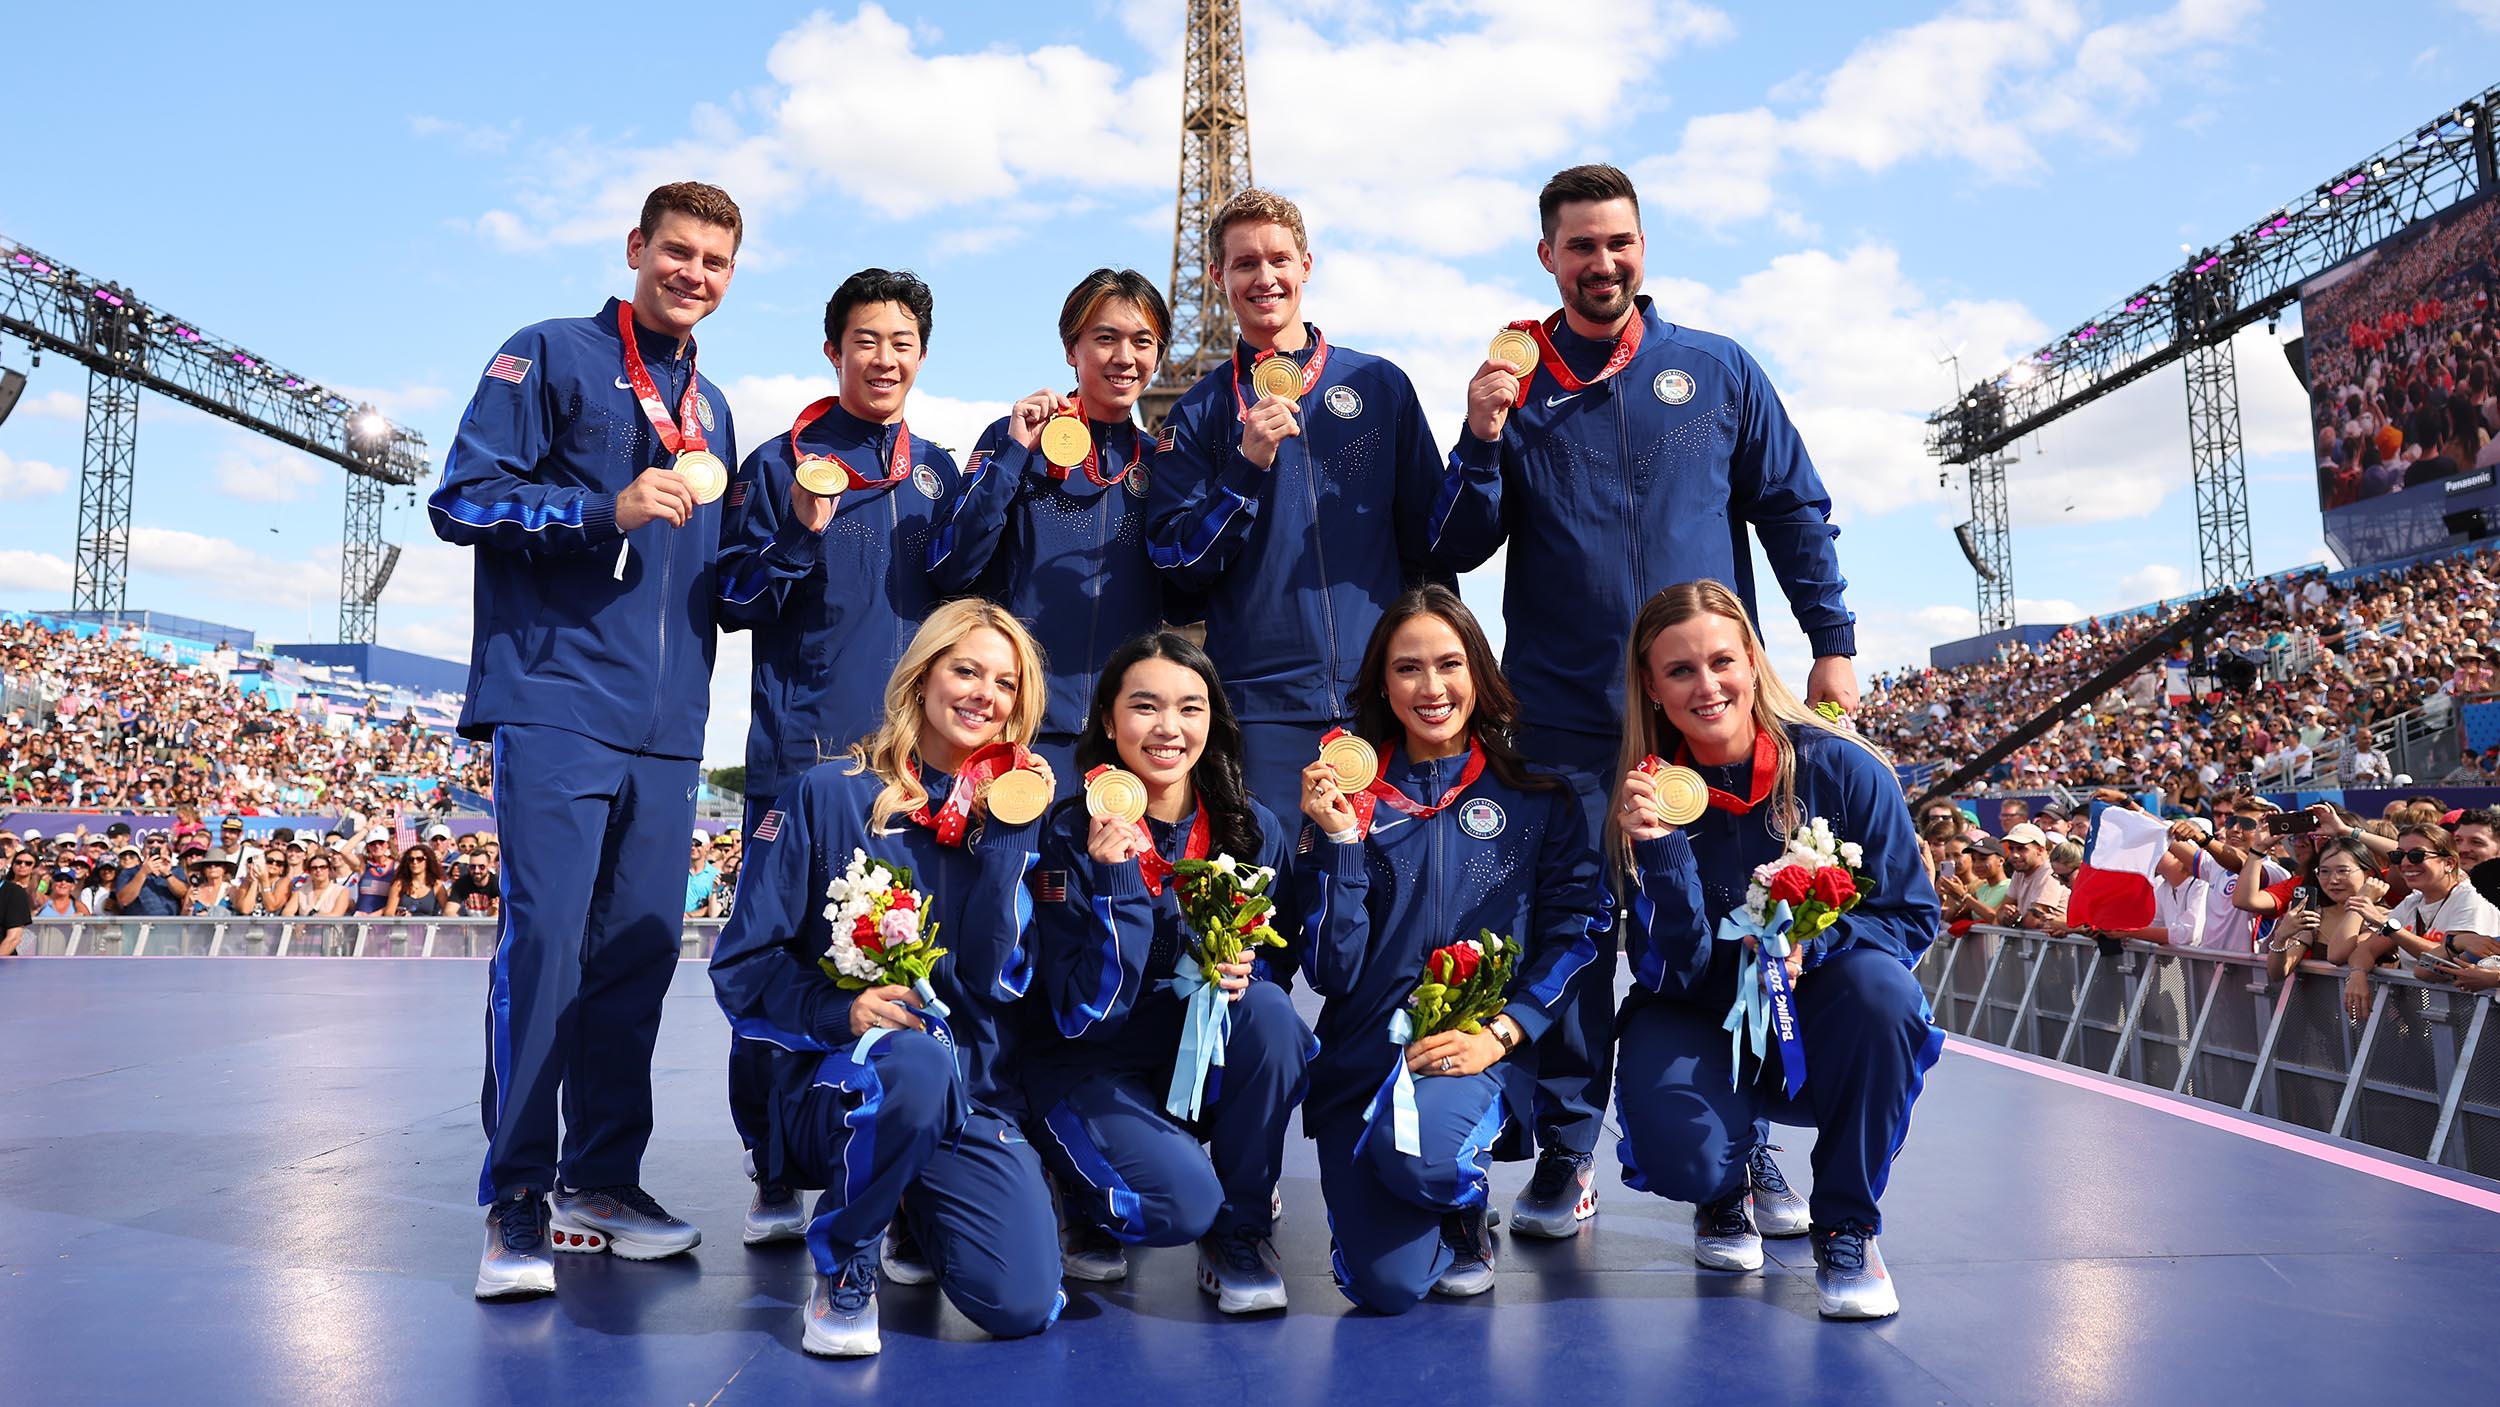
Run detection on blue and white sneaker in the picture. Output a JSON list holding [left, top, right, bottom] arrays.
[[744, 1182, 807, 1247], [1749, 1144, 1810, 1238], [1812, 1222, 1899, 1319], [1508, 1149, 1597, 1239], [474, 1188, 556, 1299], [1692, 1191, 1763, 1272], [1431, 1207, 1497, 1297], [880, 1212, 935, 1286], [803, 1251, 882, 1357], [1196, 1224, 1286, 1313], [1061, 1219, 1129, 1283], [549, 1184, 701, 1260]]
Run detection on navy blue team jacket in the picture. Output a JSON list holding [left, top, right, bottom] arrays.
[[1425, 300, 1857, 740], [429, 297, 811, 756], [708, 760, 1044, 1121], [719, 401, 956, 802], [1145, 331, 1447, 724], [1295, 749, 1606, 1135], [927, 416, 1166, 740], [1022, 797, 1293, 1115]]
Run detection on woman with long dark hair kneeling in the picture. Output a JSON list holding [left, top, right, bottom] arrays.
[[1609, 581, 1940, 1320], [709, 599, 1062, 1356], [1296, 585, 1605, 1314], [1024, 630, 1312, 1313]]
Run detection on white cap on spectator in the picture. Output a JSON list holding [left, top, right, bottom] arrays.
[[21, 828, 39, 840], [366, 827, 391, 843], [2183, 816, 2215, 837], [2004, 823, 2050, 847], [424, 823, 452, 841], [691, 828, 711, 846]]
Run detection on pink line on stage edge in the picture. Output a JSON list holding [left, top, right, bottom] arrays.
[[1941, 1035, 2500, 1215]]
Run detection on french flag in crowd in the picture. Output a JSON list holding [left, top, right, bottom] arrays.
[[2163, 657, 2192, 704], [2064, 803, 2167, 933]]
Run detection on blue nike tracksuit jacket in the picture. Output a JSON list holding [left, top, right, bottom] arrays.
[[1145, 331, 1448, 726], [927, 415, 1168, 745], [1424, 299, 1857, 742], [720, 400, 957, 808]]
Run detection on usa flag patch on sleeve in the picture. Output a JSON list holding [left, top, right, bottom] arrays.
[[963, 449, 991, 476], [1155, 424, 1177, 454], [485, 354, 532, 384], [728, 480, 749, 507], [1034, 869, 1068, 904], [753, 810, 783, 842], [1296, 824, 1316, 855]]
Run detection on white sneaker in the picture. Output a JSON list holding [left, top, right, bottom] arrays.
[[1431, 1208, 1497, 1297], [1692, 1193, 1764, 1272], [743, 1182, 807, 1246], [802, 1254, 882, 1357], [1195, 1225, 1287, 1314], [548, 1184, 701, 1260], [879, 1215, 935, 1286], [474, 1190, 556, 1299]]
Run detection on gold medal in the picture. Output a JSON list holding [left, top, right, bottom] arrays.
[[1319, 734, 1378, 793], [1488, 328, 1540, 380], [1645, 762, 1709, 827], [1252, 355, 1304, 403], [673, 449, 727, 505], [794, 455, 848, 497], [1085, 767, 1148, 825], [982, 767, 1054, 826], [1039, 415, 1092, 470]]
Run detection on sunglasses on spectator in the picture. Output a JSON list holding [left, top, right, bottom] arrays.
[[2392, 847, 2449, 865], [2222, 816, 2261, 830]]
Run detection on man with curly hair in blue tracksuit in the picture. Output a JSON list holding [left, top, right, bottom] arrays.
[[1145, 187, 1452, 820], [1422, 163, 1860, 1246], [430, 181, 831, 1302]]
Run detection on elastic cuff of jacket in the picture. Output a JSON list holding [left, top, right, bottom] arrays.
[[811, 992, 860, 1048], [1805, 625, 1857, 660], [1632, 830, 1693, 874], [1087, 854, 1147, 899], [581, 492, 621, 544], [1322, 834, 1369, 879], [1455, 429, 1502, 468], [1497, 996, 1553, 1046]]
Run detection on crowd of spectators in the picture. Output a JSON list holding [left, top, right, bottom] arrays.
[[1862, 547, 2500, 798], [0, 616, 492, 824]]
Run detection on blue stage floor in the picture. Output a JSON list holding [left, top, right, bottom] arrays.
[[2, 959, 2494, 1406]]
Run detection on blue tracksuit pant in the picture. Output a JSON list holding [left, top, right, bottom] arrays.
[[783, 1029, 1063, 1339], [728, 791, 781, 1175], [1511, 722, 1620, 1157], [1238, 718, 1354, 833], [478, 723, 698, 1202], [1315, 1068, 1505, 1316], [1614, 945, 1941, 1232], [1031, 980, 1306, 1245]]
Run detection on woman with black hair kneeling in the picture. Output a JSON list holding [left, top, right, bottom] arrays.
[[1609, 581, 1941, 1320], [1296, 585, 1606, 1314], [1024, 630, 1312, 1314]]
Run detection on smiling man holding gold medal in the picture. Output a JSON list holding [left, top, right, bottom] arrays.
[[431, 181, 832, 1302], [1420, 163, 1860, 1246]]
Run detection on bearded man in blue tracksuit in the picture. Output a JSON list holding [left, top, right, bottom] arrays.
[[1146, 188, 1451, 816], [1423, 164, 1859, 1242], [431, 182, 830, 1301]]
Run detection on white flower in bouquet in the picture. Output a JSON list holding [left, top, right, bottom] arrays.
[[1839, 840, 1864, 869], [1212, 854, 1238, 877]]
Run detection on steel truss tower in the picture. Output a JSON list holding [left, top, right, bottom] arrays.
[[1967, 454, 2015, 633], [1140, 0, 1253, 429]]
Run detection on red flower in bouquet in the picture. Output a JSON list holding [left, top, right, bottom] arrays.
[[1809, 866, 1857, 908], [1767, 865, 1813, 906]]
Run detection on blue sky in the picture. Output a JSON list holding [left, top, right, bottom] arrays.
[[3, 0, 2496, 765]]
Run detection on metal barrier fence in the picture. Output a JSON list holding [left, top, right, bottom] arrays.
[[1921, 926, 2500, 1179], [7, 917, 729, 960]]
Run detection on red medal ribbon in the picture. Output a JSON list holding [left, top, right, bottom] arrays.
[[1043, 393, 1120, 487], [1231, 329, 1331, 420], [1509, 308, 1643, 394], [1321, 727, 1486, 837], [617, 304, 707, 455], [907, 741, 1035, 847], [1088, 764, 1209, 896], [787, 396, 912, 491], [1672, 728, 1778, 816]]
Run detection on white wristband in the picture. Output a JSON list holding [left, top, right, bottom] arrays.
[[1323, 826, 1360, 846]]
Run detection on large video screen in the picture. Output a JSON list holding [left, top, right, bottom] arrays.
[[2303, 197, 2500, 529]]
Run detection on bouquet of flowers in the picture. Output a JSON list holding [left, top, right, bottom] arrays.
[[1370, 930, 1516, 1158], [1162, 854, 1289, 1119], [820, 850, 950, 1020], [1720, 817, 1871, 1097]]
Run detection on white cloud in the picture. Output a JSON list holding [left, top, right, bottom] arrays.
[[2457, 0, 2500, 31], [15, 388, 85, 420], [0, 448, 68, 499], [2116, 563, 2188, 602], [0, 548, 71, 594], [129, 527, 335, 600], [718, 372, 1009, 461], [212, 441, 323, 503], [706, 630, 751, 770]]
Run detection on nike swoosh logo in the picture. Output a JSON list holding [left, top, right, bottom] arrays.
[[1546, 392, 1581, 409], [614, 376, 632, 391]]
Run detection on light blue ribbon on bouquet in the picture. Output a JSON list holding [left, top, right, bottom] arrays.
[[1355, 1009, 1423, 1158], [912, 976, 952, 1021], [1161, 956, 1233, 1121], [1719, 899, 1808, 1098]]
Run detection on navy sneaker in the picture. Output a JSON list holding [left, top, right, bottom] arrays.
[[1195, 1224, 1287, 1313], [475, 1188, 556, 1299], [1508, 1148, 1596, 1238], [1692, 1190, 1763, 1272], [1812, 1221, 1899, 1319], [1748, 1144, 1810, 1238], [744, 1182, 807, 1246], [1431, 1207, 1497, 1297]]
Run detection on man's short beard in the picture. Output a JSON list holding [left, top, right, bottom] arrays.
[[1566, 277, 1636, 327]]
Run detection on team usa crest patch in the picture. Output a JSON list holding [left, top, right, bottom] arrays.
[[1324, 385, 1362, 419], [1124, 465, 1151, 498], [1458, 798, 1505, 840], [1654, 369, 1695, 405], [912, 464, 944, 500], [695, 394, 716, 432]]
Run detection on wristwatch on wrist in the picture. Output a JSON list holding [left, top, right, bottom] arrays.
[[1488, 1016, 1520, 1053], [2377, 917, 2399, 936]]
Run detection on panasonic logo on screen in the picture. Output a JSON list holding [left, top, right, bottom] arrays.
[[2446, 470, 2494, 494]]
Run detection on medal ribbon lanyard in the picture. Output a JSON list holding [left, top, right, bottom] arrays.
[[617, 304, 707, 457], [786, 397, 912, 491], [906, 742, 1035, 847], [1508, 309, 1642, 394], [1087, 765, 1211, 896], [1672, 728, 1778, 816], [1320, 728, 1486, 837], [1042, 392, 1112, 486], [1230, 330, 1331, 420]]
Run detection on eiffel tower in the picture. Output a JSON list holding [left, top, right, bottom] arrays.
[[1139, 0, 1252, 430]]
